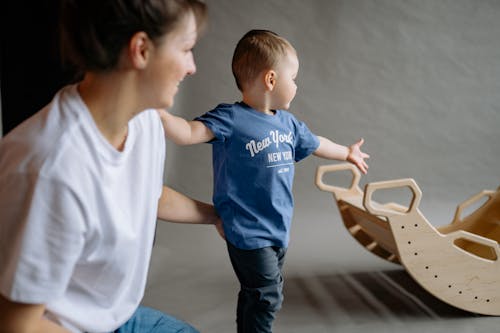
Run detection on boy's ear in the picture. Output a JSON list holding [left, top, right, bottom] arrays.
[[128, 31, 151, 69], [264, 70, 277, 91]]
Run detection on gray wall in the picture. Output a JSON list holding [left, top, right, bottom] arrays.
[[165, 0, 500, 226]]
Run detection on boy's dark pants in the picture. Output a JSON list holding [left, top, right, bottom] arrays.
[[227, 241, 287, 333]]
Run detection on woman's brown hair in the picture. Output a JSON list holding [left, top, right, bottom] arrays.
[[60, 0, 207, 74]]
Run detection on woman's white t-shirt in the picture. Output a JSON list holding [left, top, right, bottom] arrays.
[[0, 85, 166, 332]]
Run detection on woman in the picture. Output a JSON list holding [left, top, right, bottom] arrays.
[[0, 0, 219, 332]]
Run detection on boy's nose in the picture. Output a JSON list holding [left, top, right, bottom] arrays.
[[187, 55, 197, 75]]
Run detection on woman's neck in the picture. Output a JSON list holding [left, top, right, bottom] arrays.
[[78, 72, 137, 150]]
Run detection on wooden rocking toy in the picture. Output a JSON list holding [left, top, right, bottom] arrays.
[[315, 163, 500, 316]]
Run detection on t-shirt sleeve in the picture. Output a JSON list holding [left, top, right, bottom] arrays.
[[0, 173, 85, 304], [145, 109, 167, 200], [194, 104, 234, 143], [293, 118, 320, 162]]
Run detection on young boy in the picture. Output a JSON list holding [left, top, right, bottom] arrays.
[[158, 29, 369, 332]]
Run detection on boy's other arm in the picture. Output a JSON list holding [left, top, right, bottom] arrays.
[[157, 109, 214, 145], [313, 136, 370, 174]]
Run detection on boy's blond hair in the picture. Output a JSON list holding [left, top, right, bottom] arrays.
[[231, 29, 295, 92]]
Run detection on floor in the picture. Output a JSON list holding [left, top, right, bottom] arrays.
[[142, 195, 500, 333]]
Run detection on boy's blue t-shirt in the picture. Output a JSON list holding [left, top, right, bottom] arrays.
[[195, 102, 320, 250]]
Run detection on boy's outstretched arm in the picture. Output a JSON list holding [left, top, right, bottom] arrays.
[[157, 109, 214, 145], [313, 136, 370, 174]]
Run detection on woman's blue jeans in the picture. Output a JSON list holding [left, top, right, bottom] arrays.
[[227, 241, 287, 333], [113, 306, 199, 333]]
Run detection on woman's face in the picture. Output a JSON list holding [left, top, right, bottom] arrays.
[[143, 12, 198, 109]]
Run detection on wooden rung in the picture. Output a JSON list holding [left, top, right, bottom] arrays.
[[348, 224, 362, 234], [387, 254, 397, 262]]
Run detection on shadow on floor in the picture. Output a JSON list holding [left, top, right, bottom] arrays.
[[281, 269, 477, 323]]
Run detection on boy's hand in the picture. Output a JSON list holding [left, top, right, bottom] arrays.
[[347, 138, 370, 174]]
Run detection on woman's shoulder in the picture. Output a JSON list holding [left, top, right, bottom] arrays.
[[130, 109, 166, 144], [0, 85, 97, 181]]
